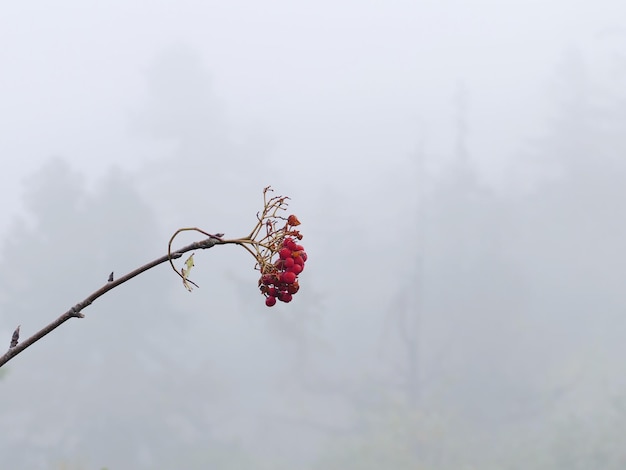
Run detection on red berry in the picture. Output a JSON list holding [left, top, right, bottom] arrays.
[[295, 244, 304, 251], [287, 282, 300, 294], [278, 292, 293, 303], [261, 274, 277, 285], [280, 271, 297, 284], [279, 248, 292, 260], [300, 251, 308, 262], [275, 282, 288, 291], [265, 296, 277, 307], [268, 287, 278, 297], [294, 256, 304, 267], [291, 264, 303, 275], [283, 238, 297, 250], [284, 257, 295, 268]]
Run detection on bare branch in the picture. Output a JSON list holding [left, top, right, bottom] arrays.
[[0, 236, 223, 368]]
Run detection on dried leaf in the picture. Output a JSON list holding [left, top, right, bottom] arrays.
[[181, 254, 195, 291], [184, 254, 195, 271]]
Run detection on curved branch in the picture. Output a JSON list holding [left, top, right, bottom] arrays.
[[167, 227, 223, 283], [0, 236, 223, 368]]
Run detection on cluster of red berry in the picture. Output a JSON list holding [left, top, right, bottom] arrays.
[[259, 233, 307, 307]]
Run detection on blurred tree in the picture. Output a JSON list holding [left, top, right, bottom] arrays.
[[0, 157, 87, 325], [538, 394, 626, 470], [130, 45, 272, 232], [310, 394, 512, 470], [514, 45, 626, 375], [132, 45, 229, 158], [0, 157, 227, 468], [380, 83, 537, 432], [488, 44, 626, 468]]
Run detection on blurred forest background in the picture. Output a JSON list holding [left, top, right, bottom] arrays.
[[2, 3, 626, 469]]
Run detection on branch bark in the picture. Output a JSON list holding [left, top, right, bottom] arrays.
[[0, 236, 222, 368]]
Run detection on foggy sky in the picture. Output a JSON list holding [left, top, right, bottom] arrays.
[[1, 0, 623, 234], [2, 1, 626, 469]]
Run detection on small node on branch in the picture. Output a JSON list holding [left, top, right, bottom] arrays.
[[69, 305, 85, 318], [108, 271, 114, 282], [9, 325, 20, 348]]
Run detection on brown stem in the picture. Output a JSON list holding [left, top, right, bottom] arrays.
[[0, 236, 222, 368]]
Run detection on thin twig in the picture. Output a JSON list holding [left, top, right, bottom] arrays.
[[0, 236, 222, 368]]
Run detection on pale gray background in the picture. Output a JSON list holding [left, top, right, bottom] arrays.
[[1, 1, 625, 469]]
